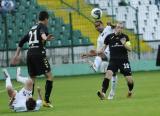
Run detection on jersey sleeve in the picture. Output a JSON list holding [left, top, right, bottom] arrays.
[[18, 34, 29, 47], [34, 100, 42, 111], [104, 35, 110, 45], [40, 25, 48, 36]]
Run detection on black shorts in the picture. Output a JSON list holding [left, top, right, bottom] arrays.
[[27, 54, 51, 77], [107, 59, 132, 76]]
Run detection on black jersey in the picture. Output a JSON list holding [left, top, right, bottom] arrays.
[[104, 33, 130, 60], [18, 23, 48, 55]]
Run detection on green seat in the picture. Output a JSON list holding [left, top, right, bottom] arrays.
[[62, 24, 70, 33], [51, 39, 61, 47], [73, 30, 82, 39], [73, 37, 81, 46], [0, 0, 93, 50], [23, 43, 29, 49], [8, 41, 17, 50], [0, 39, 5, 50], [82, 37, 92, 45], [49, 18, 56, 26], [59, 35, 71, 46]]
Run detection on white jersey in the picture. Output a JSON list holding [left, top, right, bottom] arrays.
[[12, 88, 42, 112], [97, 25, 113, 56]]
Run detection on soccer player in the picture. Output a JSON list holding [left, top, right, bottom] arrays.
[[82, 20, 117, 99], [11, 11, 54, 107], [2, 68, 42, 112], [97, 22, 134, 100]]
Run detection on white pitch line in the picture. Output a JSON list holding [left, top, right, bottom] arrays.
[[0, 85, 22, 93]]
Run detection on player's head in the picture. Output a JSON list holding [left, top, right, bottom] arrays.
[[26, 97, 36, 111], [39, 11, 49, 25], [115, 22, 124, 34], [25, 79, 33, 91], [94, 20, 104, 33]]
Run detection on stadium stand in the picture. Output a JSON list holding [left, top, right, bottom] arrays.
[[96, 0, 160, 43], [38, 0, 153, 53], [0, 0, 93, 51], [37, 0, 101, 47], [0, 0, 158, 65]]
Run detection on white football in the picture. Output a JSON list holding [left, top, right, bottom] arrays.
[[91, 8, 103, 19]]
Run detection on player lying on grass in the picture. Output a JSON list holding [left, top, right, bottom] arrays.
[[2, 68, 42, 112], [81, 21, 117, 100]]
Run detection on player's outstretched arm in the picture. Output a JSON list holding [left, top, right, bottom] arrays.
[[11, 47, 21, 65], [41, 33, 54, 41], [81, 50, 97, 58], [81, 48, 105, 59], [11, 34, 29, 65], [47, 34, 54, 41], [97, 44, 107, 55]]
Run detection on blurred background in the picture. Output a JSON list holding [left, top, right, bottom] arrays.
[[0, 0, 160, 75]]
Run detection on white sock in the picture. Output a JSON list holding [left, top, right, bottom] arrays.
[[17, 75, 29, 84], [110, 76, 118, 94], [6, 77, 12, 88], [100, 61, 109, 73], [94, 56, 102, 71]]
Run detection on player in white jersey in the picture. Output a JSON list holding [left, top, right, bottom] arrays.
[[2, 67, 42, 112], [82, 21, 117, 99]]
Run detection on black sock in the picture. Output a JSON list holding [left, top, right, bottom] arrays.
[[45, 80, 53, 103], [127, 82, 134, 91], [32, 83, 35, 95], [102, 78, 110, 93]]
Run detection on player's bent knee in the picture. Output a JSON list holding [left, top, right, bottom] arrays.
[[6, 86, 13, 91], [30, 77, 36, 82], [7, 86, 16, 98], [105, 70, 113, 79], [45, 71, 54, 81], [126, 76, 133, 83]]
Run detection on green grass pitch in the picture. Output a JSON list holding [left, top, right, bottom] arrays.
[[0, 71, 160, 116]]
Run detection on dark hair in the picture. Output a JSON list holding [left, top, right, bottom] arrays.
[[26, 98, 36, 111], [39, 11, 49, 21], [94, 20, 103, 24]]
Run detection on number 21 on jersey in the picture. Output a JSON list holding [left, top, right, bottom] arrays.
[[29, 29, 39, 45]]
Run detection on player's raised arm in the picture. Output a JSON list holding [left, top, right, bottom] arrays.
[[11, 34, 29, 65]]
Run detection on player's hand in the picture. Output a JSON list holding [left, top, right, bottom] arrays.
[[10, 56, 20, 65], [90, 49, 96, 54], [47, 34, 54, 41], [81, 53, 88, 59], [89, 49, 97, 56], [120, 37, 126, 45]]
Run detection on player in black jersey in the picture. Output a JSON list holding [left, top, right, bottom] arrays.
[[11, 11, 54, 107], [97, 22, 134, 100]]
